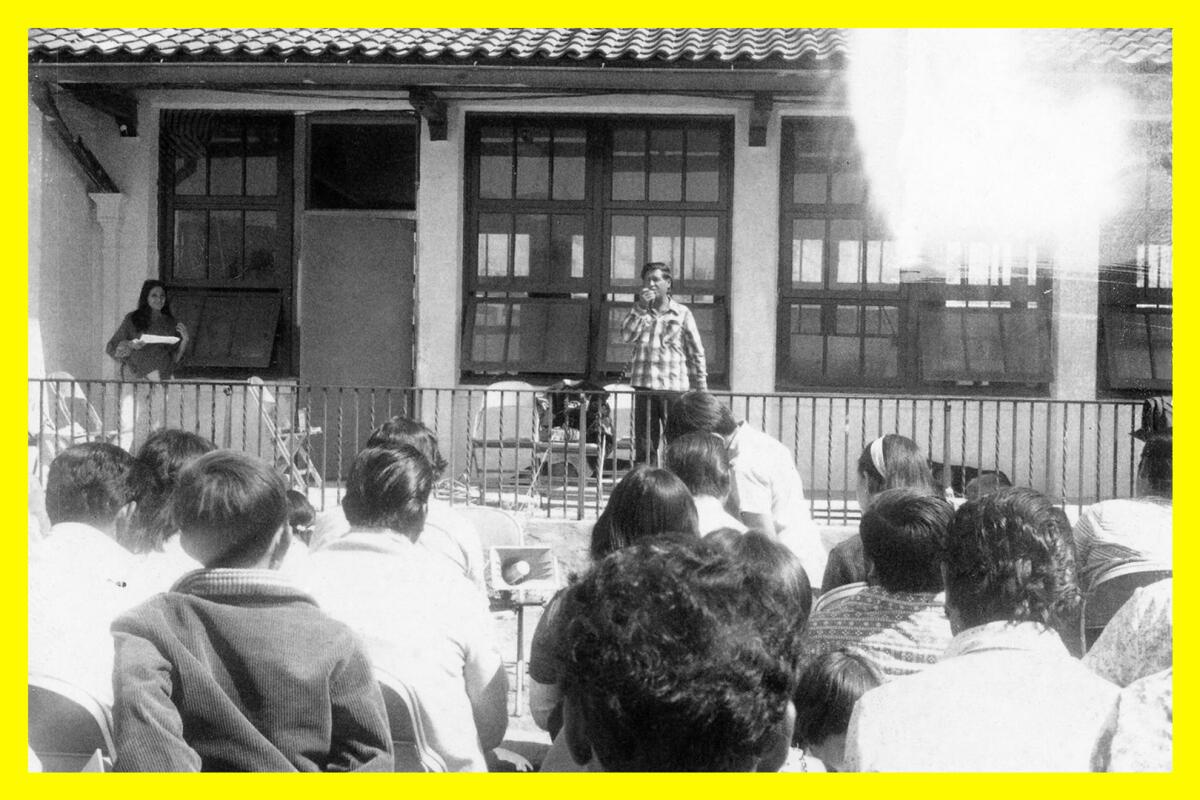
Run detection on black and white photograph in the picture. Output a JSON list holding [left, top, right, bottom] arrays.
[[27, 27, 1171, 772]]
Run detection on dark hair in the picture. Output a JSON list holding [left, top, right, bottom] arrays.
[[560, 539, 793, 771], [342, 445, 433, 535], [856, 434, 936, 497], [1138, 437, 1172, 498], [130, 279, 174, 333], [664, 391, 738, 441], [590, 466, 698, 560], [722, 530, 813, 673], [792, 650, 882, 749], [171, 450, 289, 568], [641, 261, 673, 281], [944, 488, 1079, 630], [365, 416, 449, 477], [859, 488, 955, 593], [665, 432, 732, 498], [287, 489, 316, 546], [45, 442, 135, 527], [964, 471, 1013, 502], [125, 429, 216, 553]]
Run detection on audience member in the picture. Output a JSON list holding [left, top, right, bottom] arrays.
[[1084, 578, 1172, 687], [532, 465, 698, 760], [287, 489, 316, 548], [1101, 667, 1172, 772], [558, 539, 795, 771], [963, 471, 1012, 502], [29, 442, 144, 706], [665, 432, 747, 534], [801, 489, 954, 679], [845, 488, 1120, 771], [665, 390, 823, 585], [792, 650, 882, 772], [111, 450, 391, 771], [298, 446, 507, 772], [823, 434, 938, 592], [309, 416, 485, 592], [1072, 437, 1172, 592]]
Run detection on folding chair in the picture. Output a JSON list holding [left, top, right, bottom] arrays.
[[1081, 563, 1172, 651], [375, 669, 447, 772], [603, 383, 636, 475], [36, 372, 118, 468], [467, 381, 539, 503], [28, 673, 115, 772], [531, 384, 609, 509], [247, 377, 323, 488]]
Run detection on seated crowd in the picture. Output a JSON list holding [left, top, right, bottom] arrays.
[[28, 392, 1172, 772]]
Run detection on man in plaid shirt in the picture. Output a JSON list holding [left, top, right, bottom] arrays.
[[621, 262, 707, 465]]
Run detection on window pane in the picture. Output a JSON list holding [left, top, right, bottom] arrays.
[[792, 219, 825, 285], [825, 334, 860, 381], [785, 305, 824, 382], [516, 126, 551, 200], [173, 210, 207, 279], [471, 302, 510, 363], [832, 219, 862, 285], [552, 128, 586, 200], [963, 312, 1004, 374], [208, 210, 243, 279], [684, 217, 718, 283], [863, 336, 899, 379], [689, 304, 726, 376], [648, 216, 682, 271], [611, 215, 644, 283], [612, 128, 646, 201], [309, 122, 417, 209], [834, 305, 859, 335], [477, 214, 511, 278], [550, 215, 586, 282], [686, 129, 720, 202], [514, 214, 549, 279], [921, 308, 967, 379], [1004, 310, 1049, 379], [1150, 312, 1172, 380], [648, 128, 684, 202], [1140, 243, 1173, 290], [243, 211, 278, 280], [245, 121, 280, 197], [792, 119, 832, 158], [479, 126, 513, 199], [512, 301, 589, 371], [1106, 311, 1152, 383], [794, 172, 828, 204], [831, 170, 866, 204], [605, 303, 634, 366], [865, 237, 900, 285], [208, 119, 243, 196], [174, 152, 207, 195]]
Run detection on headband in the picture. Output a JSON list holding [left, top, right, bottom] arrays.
[[869, 436, 887, 478]]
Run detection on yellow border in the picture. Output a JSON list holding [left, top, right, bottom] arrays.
[[7, 6, 1189, 798]]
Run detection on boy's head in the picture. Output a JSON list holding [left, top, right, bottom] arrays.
[[365, 416, 448, 478], [341, 445, 434, 537], [963, 471, 1012, 502], [792, 649, 882, 771], [45, 442, 136, 532], [664, 391, 738, 441], [172, 451, 289, 569], [859, 488, 955, 594], [560, 539, 794, 771], [665, 431, 733, 500]]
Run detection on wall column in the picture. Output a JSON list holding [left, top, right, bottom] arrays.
[[1050, 217, 1100, 400], [89, 192, 124, 379]]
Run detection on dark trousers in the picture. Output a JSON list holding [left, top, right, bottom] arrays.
[[632, 389, 680, 466]]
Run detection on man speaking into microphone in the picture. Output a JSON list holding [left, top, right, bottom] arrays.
[[620, 262, 708, 466]]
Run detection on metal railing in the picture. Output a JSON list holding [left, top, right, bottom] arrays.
[[29, 377, 1146, 521]]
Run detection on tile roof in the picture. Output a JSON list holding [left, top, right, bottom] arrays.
[[28, 28, 1171, 68]]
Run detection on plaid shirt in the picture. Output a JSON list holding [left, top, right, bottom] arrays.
[[620, 298, 708, 392]]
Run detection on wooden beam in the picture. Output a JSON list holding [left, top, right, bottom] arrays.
[[63, 85, 139, 136], [749, 92, 772, 147], [30, 82, 119, 193], [408, 87, 447, 141]]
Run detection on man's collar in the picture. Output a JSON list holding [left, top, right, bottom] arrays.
[[944, 619, 1067, 660], [171, 568, 316, 603]]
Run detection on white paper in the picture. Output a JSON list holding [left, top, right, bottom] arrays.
[[138, 334, 180, 345]]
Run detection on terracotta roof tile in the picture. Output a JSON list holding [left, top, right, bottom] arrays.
[[28, 27, 1170, 67]]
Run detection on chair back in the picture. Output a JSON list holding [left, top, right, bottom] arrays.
[[375, 669, 447, 772], [1082, 564, 1173, 650], [811, 581, 869, 614], [39, 373, 114, 461], [469, 381, 538, 446], [28, 674, 114, 772], [603, 383, 636, 446], [457, 505, 525, 551]]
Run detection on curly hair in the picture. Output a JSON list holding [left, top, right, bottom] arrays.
[[589, 466, 698, 560], [125, 428, 216, 553], [944, 487, 1079, 631], [559, 539, 793, 771]]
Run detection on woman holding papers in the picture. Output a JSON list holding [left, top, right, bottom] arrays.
[[106, 280, 189, 380]]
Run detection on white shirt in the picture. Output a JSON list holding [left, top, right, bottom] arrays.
[[846, 621, 1120, 772], [1072, 496, 1172, 591], [726, 422, 824, 584], [29, 522, 156, 706], [692, 494, 748, 536], [296, 530, 504, 772]]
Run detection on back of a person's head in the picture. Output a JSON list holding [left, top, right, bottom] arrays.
[[127, 428, 217, 552], [172, 450, 289, 568], [590, 465, 698, 560], [722, 530, 813, 671], [664, 391, 737, 441], [45, 442, 135, 528], [963, 471, 1012, 502], [1138, 437, 1172, 499], [287, 489, 316, 546], [860, 488, 955, 594], [792, 649, 882, 753], [945, 487, 1078, 631], [665, 432, 732, 499], [856, 434, 936, 498], [342, 445, 434, 535], [559, 540, 793, 771], [365, 416, 448, 477]]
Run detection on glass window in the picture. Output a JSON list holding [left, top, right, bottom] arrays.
[[309, 121, 418, 210]]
